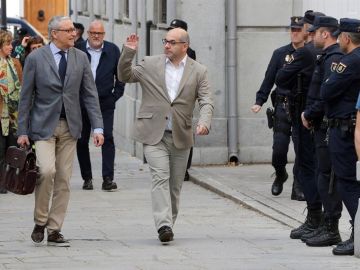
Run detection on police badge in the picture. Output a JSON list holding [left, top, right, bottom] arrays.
[[336, 62, 347, 73], [285, 54, 294, 64], [331, 62, 338, 72]]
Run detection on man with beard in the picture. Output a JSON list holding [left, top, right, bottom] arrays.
[[321, 18, 360, 256], [301, 16, 343, 247]]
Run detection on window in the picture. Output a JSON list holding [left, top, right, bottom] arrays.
[[115, 0, 130, 20], [154, 0, 167, 24], [124, 0, 129, 18], [83, 0, 88, 12]]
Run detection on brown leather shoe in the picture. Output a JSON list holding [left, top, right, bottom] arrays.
[[158, 226, 174, 243], [47, 231, 70, 247], [31, 224, 46, 245]]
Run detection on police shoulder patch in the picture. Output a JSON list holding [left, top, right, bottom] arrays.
[[285, 54, 294, 64], [330, 62, 338, 72], [336, 62, 347, 73]]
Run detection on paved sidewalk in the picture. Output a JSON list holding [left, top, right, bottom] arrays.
[[0, 149, 359, 269], [190, 163, 352, 237]]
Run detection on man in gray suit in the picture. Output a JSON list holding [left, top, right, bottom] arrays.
[[17, 16, 104, 247], [118, 29, 214, 243]]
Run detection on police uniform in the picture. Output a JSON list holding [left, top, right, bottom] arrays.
[[320, 18, 360, 256], [275, 11, 322, 240], [254, 17, 304, 200], [302, 16, 343, 247]]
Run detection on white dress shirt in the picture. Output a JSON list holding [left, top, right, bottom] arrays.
[[165, 55, 187, 131], [86, 41, 103, 80]]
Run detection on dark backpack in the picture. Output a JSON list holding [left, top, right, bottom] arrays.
[[3, 146, 39, 195]]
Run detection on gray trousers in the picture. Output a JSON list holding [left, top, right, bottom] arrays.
[[144, 132, 190, 230]]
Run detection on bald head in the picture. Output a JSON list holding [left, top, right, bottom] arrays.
[[164, 28, 190, 65], [167, 28, 190, 45]]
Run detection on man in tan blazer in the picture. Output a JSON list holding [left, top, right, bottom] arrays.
[[118, 28, 214, 243]]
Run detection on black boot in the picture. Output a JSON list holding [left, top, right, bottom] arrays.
[[301, 223, 325, 242], [306, 219, 342, 247], [291, 176, 305, 201], [271, 169, 288, 196], [332, 229, 354, 256], [290, 209, 323, 239]]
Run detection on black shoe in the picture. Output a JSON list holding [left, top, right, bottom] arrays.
[[184, 171, 190, 181], [291, 176, 305, 201], [0, 187, 7, 194], [271, 171, 288, 196], [31, 224, 46, 245], [102, 177, 117, 191], [82, 179, 93, 190], [306, 219, 342, 247], [332, 232, 354, 255], [290, 209, 323, 239], [158, 226, 174, 243], [301, 224, 325, 242], [47, 231, 70, 247]]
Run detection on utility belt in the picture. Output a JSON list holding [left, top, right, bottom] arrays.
[[328, 117, 355, 129], [275, 95, 288, 104], [312, 117, 329, 131]]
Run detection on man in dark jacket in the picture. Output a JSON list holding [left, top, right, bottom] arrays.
[[251, 16, 305, 201], [76, 20, 125, 191]]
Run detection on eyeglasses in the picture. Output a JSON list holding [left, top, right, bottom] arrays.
[[162, 39, 187, 46], [89, 31, 105, 36], [54, 28, 76, 34]]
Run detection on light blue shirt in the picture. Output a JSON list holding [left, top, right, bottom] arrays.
[[86, 41, 103, 80], [49, 43, 103, 134], [50, 42, 68, 68], [356, 93, 360, 110]]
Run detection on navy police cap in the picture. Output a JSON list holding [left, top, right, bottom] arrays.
[[334, 18, 360, 35], [290, 16, 304, 28], [167, 19, 188, 31], [307, 16, 338, 32], [302, 10, 326, 24]]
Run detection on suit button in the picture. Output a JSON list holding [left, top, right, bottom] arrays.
[[170, 104, 173, 107], [165, 117, 169, 120]]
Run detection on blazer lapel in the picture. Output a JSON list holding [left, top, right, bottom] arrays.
[[64, 48, 75, 87], [176, 59, 194, 98], [158, 55, 171, 102], [43, 45, 60, 80]]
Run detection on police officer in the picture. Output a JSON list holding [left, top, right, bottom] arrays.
[[320, 18, 360, 256], [275, 11, 322, 240], [301, 16, 343, 247], [251, 16, 305, 200], [167, 19, 196, 181]]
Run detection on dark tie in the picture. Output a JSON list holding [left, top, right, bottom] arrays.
[[58, 51, 67, 119], [58, 51, 67, 85]]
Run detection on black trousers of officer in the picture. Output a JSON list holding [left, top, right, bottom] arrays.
[[272, 103, 291, 173], [313, 128, 342, 221], [328, 127, 360, 223], [292, 120, 321, 210], [77, 103, 116, 181]]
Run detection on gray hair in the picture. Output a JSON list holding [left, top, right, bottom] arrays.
[[48, 16, 72, 40]]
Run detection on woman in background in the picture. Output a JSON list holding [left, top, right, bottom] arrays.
[[0, 30, 22, 194]]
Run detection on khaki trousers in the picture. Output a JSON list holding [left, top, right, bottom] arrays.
[[34, 120, 77, 234], [144, 132, 190, 230]]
